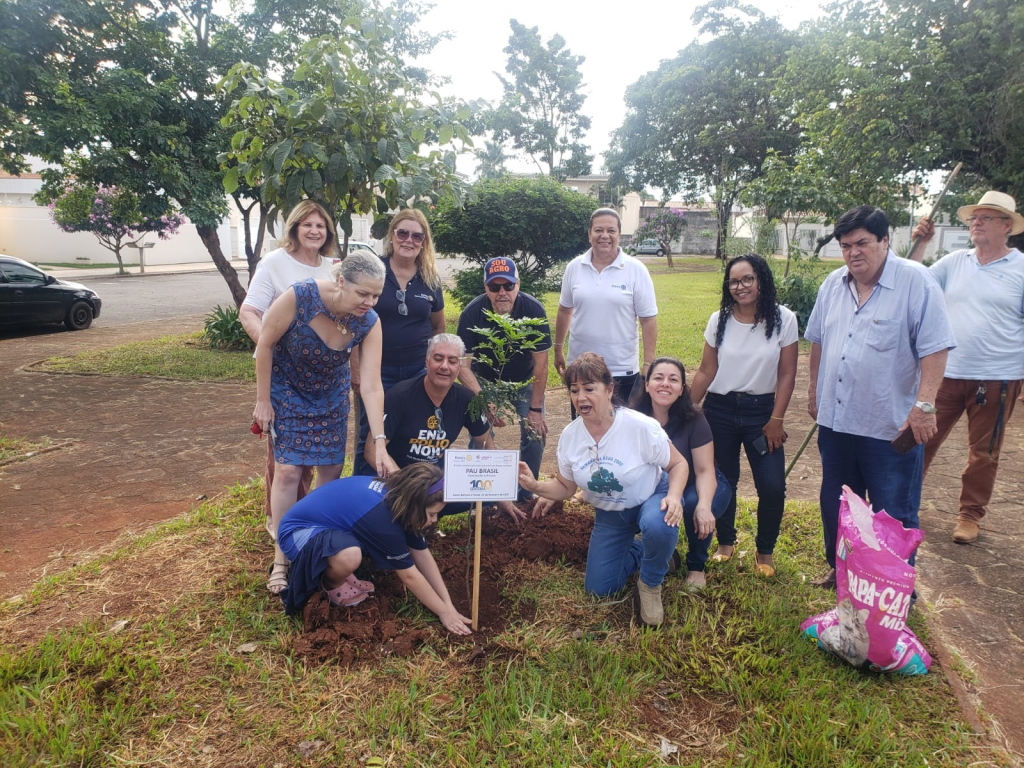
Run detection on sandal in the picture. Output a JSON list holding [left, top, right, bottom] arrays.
[[754, 554, 776, 578], [323, 578, 369, 607], [267, 560, 289, 595], [345, 573, 375, 593]]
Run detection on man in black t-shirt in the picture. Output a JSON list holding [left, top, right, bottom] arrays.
[[457, 258, 552, 497], [366, 333, 526, 522]]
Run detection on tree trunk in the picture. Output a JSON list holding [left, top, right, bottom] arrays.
[[197, 224, 247, 307], [113, 244, 126, 275], [661, 239, 674, 268]]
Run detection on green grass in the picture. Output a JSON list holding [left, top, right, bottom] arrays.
[[0, 483, 993, 767], [34, 262, 124, 270], [38, 332, 256, 381], [0, 434, 53, 463]]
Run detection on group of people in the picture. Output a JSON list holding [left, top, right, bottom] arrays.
[[243, 191, 1023, 633]]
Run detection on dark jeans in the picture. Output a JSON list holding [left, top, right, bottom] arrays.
[[703, 392, 787, 554], [355, 362, 426, 477], [681, 467, 734, 572], [569, 373, 642, 419], [817, 424, 924, 569]]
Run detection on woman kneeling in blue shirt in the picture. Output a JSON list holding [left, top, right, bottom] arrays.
[[277, 463, 472, 635]]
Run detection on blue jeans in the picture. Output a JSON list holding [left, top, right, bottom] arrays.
[[355, 362, 426, 477], [681, 467, 734, 572], [703, 392, 787, 554], [817, 424, 923, 569], [584, 473, 678, 596]]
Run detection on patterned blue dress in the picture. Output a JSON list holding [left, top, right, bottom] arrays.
[[271, 279, 378, 466]]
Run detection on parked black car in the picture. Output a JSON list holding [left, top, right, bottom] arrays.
[[0, 254, 102, 331]]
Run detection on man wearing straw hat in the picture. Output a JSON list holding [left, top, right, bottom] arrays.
[[911, 191, 1024, 544]]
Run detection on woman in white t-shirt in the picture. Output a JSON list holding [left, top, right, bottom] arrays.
[[690, 254, 798, 578], [239, 200, 337, 594], [518, 353, 688, 628]]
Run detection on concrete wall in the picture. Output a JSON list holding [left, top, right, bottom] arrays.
[[0, 177, 237, 266]]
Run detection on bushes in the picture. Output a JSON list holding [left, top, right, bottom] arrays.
[[203, 305, 254, 351]]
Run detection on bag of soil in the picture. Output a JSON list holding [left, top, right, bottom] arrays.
[[801, 486, 931, 675]]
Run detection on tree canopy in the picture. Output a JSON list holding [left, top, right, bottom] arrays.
[[488, 20, 592, 180], [606, 0, 800, 258]]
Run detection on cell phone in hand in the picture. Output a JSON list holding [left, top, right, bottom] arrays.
[[751, 433, 769, 457], [891, 425, 918, 454]]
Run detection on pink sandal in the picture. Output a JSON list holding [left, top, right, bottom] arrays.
[[345, 573, 375, 593], [322, 578, 369, 607]]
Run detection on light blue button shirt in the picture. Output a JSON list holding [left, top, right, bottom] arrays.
[[806, 253, 955, 440], [929, 248, 1024, 380]]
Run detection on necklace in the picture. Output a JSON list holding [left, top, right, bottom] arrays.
[[852, 280, 874, 305], [332, 286, 350, 335]]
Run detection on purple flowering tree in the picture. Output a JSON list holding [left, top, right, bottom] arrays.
[[49, 184, 182, 275], [632, 208, 687, 268]]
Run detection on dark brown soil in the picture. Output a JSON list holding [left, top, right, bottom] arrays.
[[292, 500, 593, 666]]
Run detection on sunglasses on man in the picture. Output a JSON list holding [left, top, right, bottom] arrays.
[[486, 281, 517, 293]]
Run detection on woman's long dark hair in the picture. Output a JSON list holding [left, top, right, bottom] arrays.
[[714, 253, 782, 347], [629, 357, 700, 424]]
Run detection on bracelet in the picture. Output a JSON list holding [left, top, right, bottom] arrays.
[[373, 434, 386, 441], [529, 407, 543, 413], [770, 416, 784, 421], [553, 343, 564, 348]]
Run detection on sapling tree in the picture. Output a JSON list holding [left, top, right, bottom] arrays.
[[632, 208, 687, 268]]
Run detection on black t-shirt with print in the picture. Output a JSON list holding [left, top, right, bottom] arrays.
[[382, 374, 490, 468], [663, 413, 713, 488], [456, 292, 552, 384]]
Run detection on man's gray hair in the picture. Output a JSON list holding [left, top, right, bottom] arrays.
[[330, 249, 386, 284], [427, 333, 465, 358], [590, 207, 621, 229]]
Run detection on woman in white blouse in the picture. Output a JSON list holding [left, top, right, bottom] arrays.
[[689, 254, 798, 578]]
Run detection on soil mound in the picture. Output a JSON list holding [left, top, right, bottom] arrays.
[[293, 500, 594, 665]]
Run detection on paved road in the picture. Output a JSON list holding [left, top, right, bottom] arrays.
[[79, 271, 249, 327]]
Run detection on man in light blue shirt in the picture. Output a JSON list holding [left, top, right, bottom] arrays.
[[806, 206, 955, 587], [911, 191, 1024, 544]]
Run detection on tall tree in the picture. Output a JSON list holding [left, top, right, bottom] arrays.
[[474, 141, 509, 180], [781, 0, 1024, 206], [219, 27, 474, 253], [489, 20, 592, 179], [606, 0, 800, 258]]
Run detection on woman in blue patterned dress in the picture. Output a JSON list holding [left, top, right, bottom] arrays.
[[253, 250, 398, 594]]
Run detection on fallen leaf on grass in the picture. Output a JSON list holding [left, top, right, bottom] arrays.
[[660, 737, 678, 758], [433, 694, 454, 706], [236, 642, 259, 653], [297, 740, 325, 759], [107, 619, 130, 635]]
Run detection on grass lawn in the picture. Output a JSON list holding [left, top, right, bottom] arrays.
[[0, 481, 989, 767]]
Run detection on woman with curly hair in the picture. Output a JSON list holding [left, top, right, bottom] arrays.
[[689, 254, 798, 577]]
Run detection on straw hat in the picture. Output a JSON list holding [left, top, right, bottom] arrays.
[[957, 191, 1024, 235]]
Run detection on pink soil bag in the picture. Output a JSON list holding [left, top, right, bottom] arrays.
[[801, 486, 932, 675]]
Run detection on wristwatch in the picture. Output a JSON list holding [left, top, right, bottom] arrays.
[[914, 401, 937, 414]]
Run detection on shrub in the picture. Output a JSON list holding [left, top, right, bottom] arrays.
[[774, 261, 823, 336], [204, 305, 254, 351]]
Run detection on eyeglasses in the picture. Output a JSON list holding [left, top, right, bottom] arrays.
[[395, 228, 425, 244], [433, 407, 446, 435], [727, 275, 757, 290], [395, 289, 408, 316], [966, 215, 1010, 226], [486, 282, 517, 293], [839, 238, 878, 252]]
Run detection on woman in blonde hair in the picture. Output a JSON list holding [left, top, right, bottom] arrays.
[[355, 208, 447, 474]]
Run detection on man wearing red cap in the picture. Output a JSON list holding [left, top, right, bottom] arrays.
[[912, 191, 1024, 543]]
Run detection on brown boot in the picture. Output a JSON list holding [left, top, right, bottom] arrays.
[[952, 519, 979, 544], [634, 580, 664, 627]]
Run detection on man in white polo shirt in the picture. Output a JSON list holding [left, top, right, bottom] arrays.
[[911, 190, 1024, 544], [554, 207, 658, 410]]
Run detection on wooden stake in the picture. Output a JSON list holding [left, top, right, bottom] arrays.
[[471, 499, 483, 631], [906, 162, 963, 262]]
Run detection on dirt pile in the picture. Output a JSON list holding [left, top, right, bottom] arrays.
[[293, 500, 593, 665]]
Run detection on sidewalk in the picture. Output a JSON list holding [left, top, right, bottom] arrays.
[[42, 259, 252, 280]]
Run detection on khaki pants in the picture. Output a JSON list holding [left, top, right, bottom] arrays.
[[924, 378, 1022, 522]]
